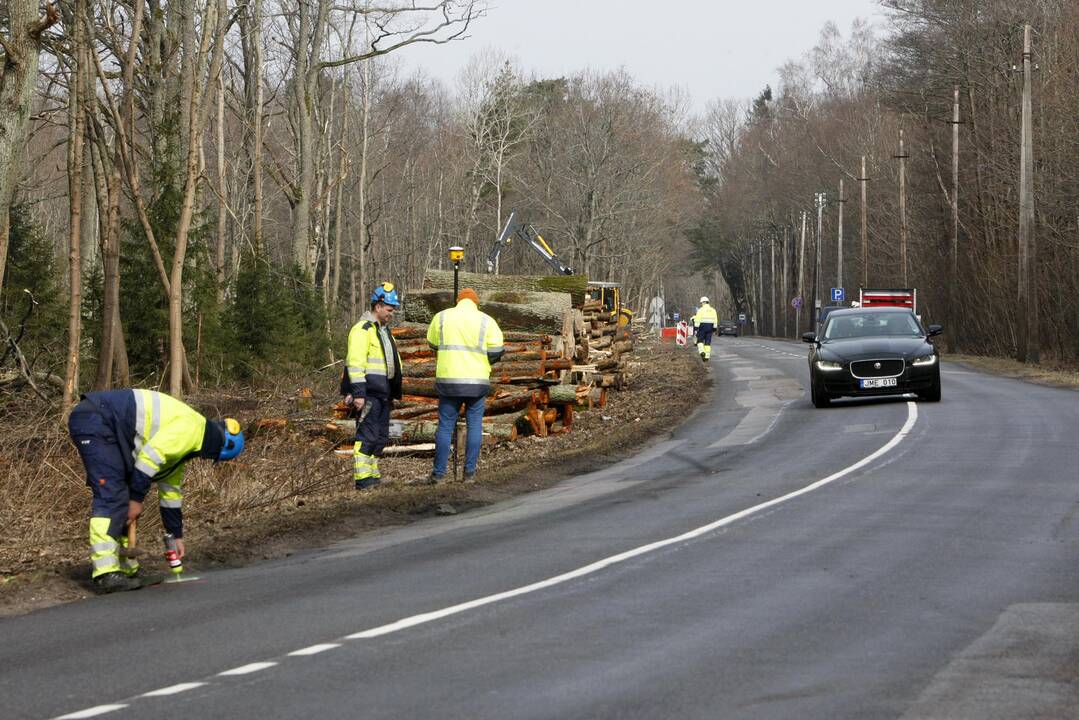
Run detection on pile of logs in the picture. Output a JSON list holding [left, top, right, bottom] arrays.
[[322, 324, 607, 452], [569, 298, 635, 390]]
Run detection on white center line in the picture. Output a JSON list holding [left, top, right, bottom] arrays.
[[141, 683, 206, 697], [218, 662, 278, 676], [55, 706, 128, 719], [288, 643, 341, 656]]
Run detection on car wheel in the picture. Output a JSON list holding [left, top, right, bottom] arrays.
[[811, 379, 831, 408], [919, 372, 941, 402]]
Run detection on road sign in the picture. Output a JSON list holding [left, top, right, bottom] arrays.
[[791, 296, 803, 310], [738, 313, 746, 323], [675, 321, 689, 346], [831, 287, 846, 302]]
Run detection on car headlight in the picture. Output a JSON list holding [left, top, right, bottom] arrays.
[[815, 360, 843, 371], [911, 354, 937, 366]]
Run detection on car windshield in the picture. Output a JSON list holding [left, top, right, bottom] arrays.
[[823, 312, 923, 340]]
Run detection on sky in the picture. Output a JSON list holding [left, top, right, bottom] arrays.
[[400, 0, 885, 115]]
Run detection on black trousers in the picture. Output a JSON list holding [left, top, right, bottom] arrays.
[[356, 396, 392, 456]]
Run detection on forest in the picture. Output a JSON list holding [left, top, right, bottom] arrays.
[[1, 0, 1076, 411]]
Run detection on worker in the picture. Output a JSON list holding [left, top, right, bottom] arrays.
[[692, 296, 719, 361], [67, 389, 245, 594], [342, 281, 403, 490], [417, 288, 504, 484]]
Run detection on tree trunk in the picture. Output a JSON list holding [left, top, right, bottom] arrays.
[[0, 1, 58, 290], [63, 2, 87, 410]]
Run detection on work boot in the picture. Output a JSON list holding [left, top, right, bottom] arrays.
[[355, 477, 381, 490], [92, 571, 142, 594], [463, 471, 477, 483]]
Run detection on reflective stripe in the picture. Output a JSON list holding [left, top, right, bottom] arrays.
[[92, 556, 121, 571], [436, 377, 491, 385], [478, 315, 489, 350], [159, 498, 182, 508], [439, 344, 487, 354], [486, 345, 504, 354], [133, 390, 146, 458], [143, 444, 165, 467], [159, 481, 181, 496], [364, 366, 387, 376], [134, 457, 157, 477], [149, 391, 161, 440], [91, 541, 117, 554]]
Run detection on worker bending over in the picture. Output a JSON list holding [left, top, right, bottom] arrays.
[[342, 282, 403, 489], [692, 296, 718, 361], [419, 288, 504, 484], [68, 389, 245, 594]]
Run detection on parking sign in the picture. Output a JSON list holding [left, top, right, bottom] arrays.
[[831, 287, 845, 302]]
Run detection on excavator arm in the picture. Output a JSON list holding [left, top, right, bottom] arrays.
[[488, 210, 575, 275]]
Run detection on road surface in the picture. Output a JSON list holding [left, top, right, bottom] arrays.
[[4, 337, 1079, 719]]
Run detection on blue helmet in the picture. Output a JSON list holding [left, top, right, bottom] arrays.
[[218, 418, 245, 462], [371, 281, 400, 307]]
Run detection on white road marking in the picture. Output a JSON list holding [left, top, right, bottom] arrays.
[[54, 706, 127, 719], [288, 643, 341, 656], [218, 662, 278, 676], [141, 683, 206, 697], [53, 401, 918, 720]]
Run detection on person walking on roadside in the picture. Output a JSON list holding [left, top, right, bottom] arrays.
[[68, 390, 245, 594], [418, 288, 504, 484], [692, 296, 718, 361], [342, 281, 403, 490]]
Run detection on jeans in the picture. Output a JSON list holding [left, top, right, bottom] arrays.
[[433, 395, 486, 476]]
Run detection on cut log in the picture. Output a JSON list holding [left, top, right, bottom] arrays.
[[390, 325, 429, 339], [403, 288, 571, 333], [423, 269, 588, 306], [546, 384, 579, 405]]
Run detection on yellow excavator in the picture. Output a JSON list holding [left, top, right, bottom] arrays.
[[488, 210, 633, 328]]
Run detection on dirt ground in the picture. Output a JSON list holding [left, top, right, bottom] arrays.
[[0, 335, 708, 617]]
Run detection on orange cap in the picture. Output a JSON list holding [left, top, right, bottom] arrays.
[[457, 288, 479, 304]]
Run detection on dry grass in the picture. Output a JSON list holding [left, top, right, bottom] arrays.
[[946, 354, 1079, 390], [0, 340, 707, 612]]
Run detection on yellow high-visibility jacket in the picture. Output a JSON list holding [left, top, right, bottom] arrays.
[[693, 304, 718, 329], [427, 298, 505, 397], [344, 312, 402, 399]]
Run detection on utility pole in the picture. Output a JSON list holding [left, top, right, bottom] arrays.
[[950, 85, 961, 348], [860, 155, 868, 287], [1017, 24, 1038, 363], [814, 192, 825, 326], [837, 178, 845, 292], [896, 129, 910, 286], [782, 225, 789, 338], [770, 231, 776, 337], [758, 238, 764, 336], [797, 211, 807, 335]]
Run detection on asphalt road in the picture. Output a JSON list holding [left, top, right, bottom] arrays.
[[4, 338, 1079, 719]]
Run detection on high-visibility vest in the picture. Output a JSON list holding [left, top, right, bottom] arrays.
[[345, 312, 400, 398], [427, 299, 505, 397], [693, 304, 718, 328], [78, 389, 211, 538]]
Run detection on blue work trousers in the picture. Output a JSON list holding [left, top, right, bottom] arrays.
[[433, 395, 486, 477]]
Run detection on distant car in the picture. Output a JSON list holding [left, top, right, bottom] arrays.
[[718, 320, 739, 337], [802, 307, 943, 408]]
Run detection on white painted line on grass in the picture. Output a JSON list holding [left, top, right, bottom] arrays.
[[218, 661, 278, 676], [141, 683, 206, 697], [288, 643, 341, 656], [54, 706, 127, 719]]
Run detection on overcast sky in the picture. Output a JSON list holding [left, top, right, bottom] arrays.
[[400, 0, 884, 114]]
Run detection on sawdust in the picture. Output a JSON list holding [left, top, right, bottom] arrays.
[[0, 335, 708, 617]]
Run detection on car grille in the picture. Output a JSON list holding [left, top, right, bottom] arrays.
[[850, 359, 904, 378]]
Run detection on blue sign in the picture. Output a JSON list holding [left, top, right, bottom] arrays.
[[791, 296, 803, 310], [738, 313, 747, 324], [672, 312, 680, 323], [831, 287, 846, 302]]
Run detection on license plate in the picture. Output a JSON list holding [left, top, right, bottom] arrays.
[[860, 377, 898, 389]]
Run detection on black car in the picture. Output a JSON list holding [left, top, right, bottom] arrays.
[[802, 307, 942, 408], [718, 320, 739, 337]]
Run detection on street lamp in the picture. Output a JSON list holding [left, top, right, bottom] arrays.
[[448, 246, 464, 300]]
